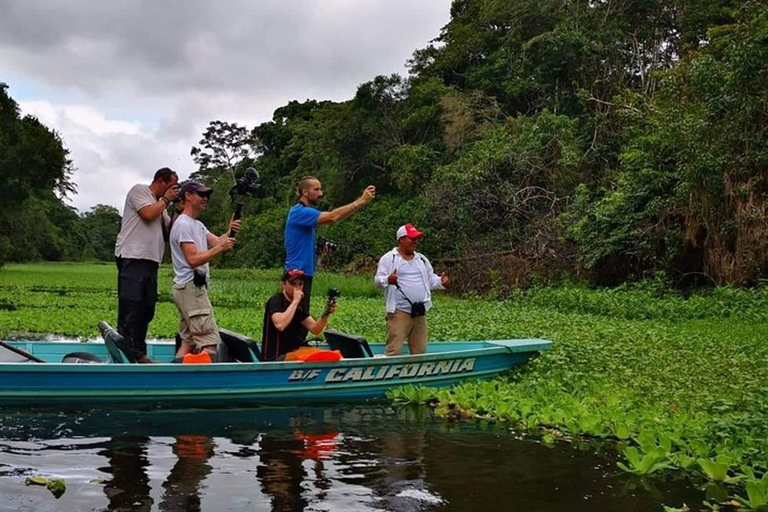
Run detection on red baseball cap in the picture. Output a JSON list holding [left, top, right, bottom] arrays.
[[281, 269, 306, 282], [396, 224, 424, 240]]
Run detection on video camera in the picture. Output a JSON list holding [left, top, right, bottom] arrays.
[[316, 236, 339, 253], [228, 167, 264, 236], [229, 167, 264, 200], [327, 288, 340, 304], [321, 288, 340, 319]]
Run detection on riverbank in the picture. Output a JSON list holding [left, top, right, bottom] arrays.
[[2, 262, 767, 509]]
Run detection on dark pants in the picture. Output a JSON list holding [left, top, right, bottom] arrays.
[[298, 275, 313, 342], [116, 257, 159, 361]]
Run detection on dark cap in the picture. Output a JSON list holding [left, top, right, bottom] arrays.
[[180, 180, 213, 198], [281, 268, 306, 282]]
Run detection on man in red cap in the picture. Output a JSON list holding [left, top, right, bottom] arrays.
[[261, 269, 337, 361], [374, 224, 449, 356]]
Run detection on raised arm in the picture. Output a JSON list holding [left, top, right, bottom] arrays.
[[137, 186, 180, 222], [271, 291, 303, 332], [317, 185, 376, 225]]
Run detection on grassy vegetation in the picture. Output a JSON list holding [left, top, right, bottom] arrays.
[[2, 262, 768, 509]]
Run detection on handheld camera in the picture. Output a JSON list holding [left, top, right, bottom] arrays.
[[316, 236, 339, 253], [228, 167, 264, 236]]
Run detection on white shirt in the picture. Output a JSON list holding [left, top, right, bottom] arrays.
[[394, 257, 429, 313], [114, 184, 169, 262], [169, 214, 210, 285], [374, 248, 445, 314]]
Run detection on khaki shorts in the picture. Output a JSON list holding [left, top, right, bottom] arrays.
[[172, 282, 220, 350], [385, 310, 427, 356]]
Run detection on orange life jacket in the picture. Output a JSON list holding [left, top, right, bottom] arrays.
[[182, 351, 213, 364], [283, 346, 342, 362]]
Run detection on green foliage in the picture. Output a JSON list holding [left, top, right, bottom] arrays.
[[4, 262, 768, 506], [79, 205, 121, 261]]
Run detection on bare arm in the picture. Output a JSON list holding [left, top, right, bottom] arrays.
[[317, 185, 376, 225], [180, 238, 235, 269], [207, 218, 241, 247], [302, 301, 336, 335], [271, 292, 303, 331], [137, 200, 170, 222], [137, 186, 180, 222]]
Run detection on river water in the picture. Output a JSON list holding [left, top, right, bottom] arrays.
[[0, 405, 699, 511]]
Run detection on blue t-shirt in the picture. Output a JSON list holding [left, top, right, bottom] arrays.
[[284, 203, 322, 276]]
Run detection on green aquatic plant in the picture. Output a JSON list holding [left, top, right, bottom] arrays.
[[617, 446, 674, 476], [4, 262, 768, 507], [698, 456, 735, 483]]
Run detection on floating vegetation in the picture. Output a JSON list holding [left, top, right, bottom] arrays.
[[3, 262, 768, 509]]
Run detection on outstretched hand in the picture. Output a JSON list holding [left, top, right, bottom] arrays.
[[440, 272, 450, 287], [360, 185, 376, 205]]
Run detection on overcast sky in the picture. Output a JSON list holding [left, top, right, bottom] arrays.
[[1, 0, 452, 213]]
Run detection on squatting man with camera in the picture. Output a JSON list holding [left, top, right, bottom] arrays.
[[169, 181, 240, 360], [114, 167, 180, 363], [261, 269, 338, 362], [375, 224, 450, 356]]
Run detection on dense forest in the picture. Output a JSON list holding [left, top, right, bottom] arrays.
[[0, 83, 121, 264], [3, 0, 767, 291], [190, 0, 768, 290]]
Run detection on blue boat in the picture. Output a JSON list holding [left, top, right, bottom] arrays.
[[0, 322, 551, 406]]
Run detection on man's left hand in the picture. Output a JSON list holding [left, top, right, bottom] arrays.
[[229, 217, 241, 234], [440, 272, 450, 286]]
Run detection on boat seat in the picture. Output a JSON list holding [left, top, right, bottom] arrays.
[[324, 330, 373, 359], [215, 340, 230, 362], [220, 329, 262, 362], [62, 351, 104, 364], [97, 321, 135, 364]]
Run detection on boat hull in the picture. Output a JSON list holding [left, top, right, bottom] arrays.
[[1, 339, 550, 405]]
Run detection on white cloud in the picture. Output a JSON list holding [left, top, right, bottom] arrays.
[[4, 1, 452, 212], [20, 100, 188, 213]]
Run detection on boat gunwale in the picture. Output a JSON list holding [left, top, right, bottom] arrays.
[[0, 339, 551, 372]]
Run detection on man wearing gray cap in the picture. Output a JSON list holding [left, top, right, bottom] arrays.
[[374, 224, 449, 356], [169, 181, 240, 360]]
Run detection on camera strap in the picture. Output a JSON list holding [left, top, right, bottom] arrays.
[[391, 253, 427, 307], [394, 283, 417, 307]]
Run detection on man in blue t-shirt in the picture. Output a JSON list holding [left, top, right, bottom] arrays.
[[284, 176, 375, 317]]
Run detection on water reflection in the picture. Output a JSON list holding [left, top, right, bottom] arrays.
[[99, 436, 153, 511], [0, 405, 700, 512], [160, 436, 213, 512]]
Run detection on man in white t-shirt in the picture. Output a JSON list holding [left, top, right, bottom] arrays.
[[169, 181, 240, 359], [114, 167, 179, 363], [374, 224, 450, 356]]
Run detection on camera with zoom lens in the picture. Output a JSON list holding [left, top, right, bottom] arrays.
[[316, 236, 338, 253], [230, 167, 264, 199], [326, 288, 340, 304]]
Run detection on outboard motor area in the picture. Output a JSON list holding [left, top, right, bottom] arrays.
[[98, 321, 134, 364], [62, 352, 104, 364]]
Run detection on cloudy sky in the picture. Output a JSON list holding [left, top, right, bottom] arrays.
[[1, 1, 452, 213]]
